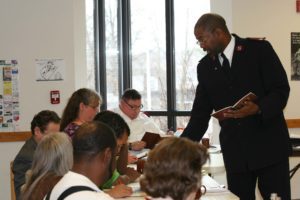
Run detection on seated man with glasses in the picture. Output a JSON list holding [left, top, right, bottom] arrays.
[[114, 89, 165, 151]]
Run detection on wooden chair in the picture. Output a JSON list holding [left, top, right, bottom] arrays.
[[10, 161, 16, 200]]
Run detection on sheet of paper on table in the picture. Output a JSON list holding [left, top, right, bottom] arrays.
[[202, 175, 228, 193], [129, 148, 150, 159], [127, 182, 146, 197]]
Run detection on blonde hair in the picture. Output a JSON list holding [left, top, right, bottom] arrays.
[[21, 132, 73, 199]]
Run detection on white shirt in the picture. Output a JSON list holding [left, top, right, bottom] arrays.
[[47, 171, 114, 200], [219, 35, 235, 66], [114, 107, 165, 142]]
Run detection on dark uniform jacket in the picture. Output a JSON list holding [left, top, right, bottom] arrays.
[[181, 34, 291, 173]]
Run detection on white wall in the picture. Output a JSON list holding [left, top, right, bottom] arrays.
[[0, 0, 86, 199]]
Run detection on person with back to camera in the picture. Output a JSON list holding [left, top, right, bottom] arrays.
[[180, 13, 291, 199], [140, 137, 208, 200], [94, 110, 141, 198], [47, 121, 117, 200], [21, 132, 73, 200], [60, 88, 101, 138], [114, 88, 165, 151], [13, 110, 60, 200]]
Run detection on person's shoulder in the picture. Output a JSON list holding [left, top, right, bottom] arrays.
[[139, 112, 150, 119], [234, 34, 267, 44], [234, 34, 273, 52], [197, 54, 212, 68], [243, 36, 270, 47], [197, 54, 216, 74], [14, 137, 36, 160]]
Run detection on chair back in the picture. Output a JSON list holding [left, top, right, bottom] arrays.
[[10, 161, 16, 200]]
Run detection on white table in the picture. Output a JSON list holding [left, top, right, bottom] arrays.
[[203, 145, 225, 175], [117, 175, 239, 200]]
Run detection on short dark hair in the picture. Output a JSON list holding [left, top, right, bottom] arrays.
[[72, 121, 117, 162], [121, 88, 141, 101], [140, 137, 208, 200], [194, 13, 230, 34], [94, 110, 130, 138], [30, 110, 60, 135]]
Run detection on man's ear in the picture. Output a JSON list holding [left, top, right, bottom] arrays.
[[103, 148, 112, 164], [214, 28, 223, 37], [34, 126, 41, 134], [34, 127, 43, 141]]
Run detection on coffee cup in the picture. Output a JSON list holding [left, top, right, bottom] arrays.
[[137, 158, 146, 173]]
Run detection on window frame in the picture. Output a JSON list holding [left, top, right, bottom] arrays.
[[94, 0, 193, 130]]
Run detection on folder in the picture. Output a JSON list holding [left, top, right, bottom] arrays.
[[141, 132, 162, 149]]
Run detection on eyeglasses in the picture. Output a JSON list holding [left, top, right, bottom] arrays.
[[196, 35, 210, 45], [196, 29, 215, 45], [124, 100, 143, 111]]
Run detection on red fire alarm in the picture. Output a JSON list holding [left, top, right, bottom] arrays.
[[297, 0, 300, 13], [50, 90, 60, 104]]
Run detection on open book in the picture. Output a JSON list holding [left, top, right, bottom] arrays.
[[211, 92, 257, 121]]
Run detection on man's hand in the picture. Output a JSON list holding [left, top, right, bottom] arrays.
[[126, 167, 141, 182], [106, 184, 133, 198], [224, 100, 260, 119], [131, 141, 146, 151], [128, 153, 138, 164]]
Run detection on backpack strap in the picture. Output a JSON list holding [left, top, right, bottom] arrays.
[[45, 186, 96, 200]]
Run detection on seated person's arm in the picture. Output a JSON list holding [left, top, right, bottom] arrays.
[[105, 184, 133, 198], [128, 153, 138, 164], [129, 141, 146, 151], [126, 167, 140, 182], [101, 170, 133, 198], [117, 144, 128, 174], [13, 157, 32, 199]]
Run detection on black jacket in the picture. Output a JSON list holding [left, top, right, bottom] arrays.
[[181, 35, 292, 173]]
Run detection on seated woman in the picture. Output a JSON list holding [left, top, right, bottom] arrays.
[[140, 137, 208, 200], [94, 111, 141, 198], [60, 88, 101, 138], [21, 132, 73, 200]]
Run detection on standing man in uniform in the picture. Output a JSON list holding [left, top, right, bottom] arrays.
[[181, 13, 291, 199]]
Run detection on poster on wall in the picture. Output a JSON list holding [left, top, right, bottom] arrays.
[[0, 60, 20, 132], [35, 58, 65, 81], [291, 32, 300, 80]]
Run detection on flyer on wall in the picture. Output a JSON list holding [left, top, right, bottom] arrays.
[[291, 32, 300, 81], [0, 60, 20, 132]]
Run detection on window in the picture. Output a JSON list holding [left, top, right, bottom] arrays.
[[85, 0, 96, 89], [105, 0, 120, 108], [174, 0, 209, 127], [86, 0, 211, 132], [131, 0, 167, 111]]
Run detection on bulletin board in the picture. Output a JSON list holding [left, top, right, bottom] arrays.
[[0, 60, 20, 132]]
